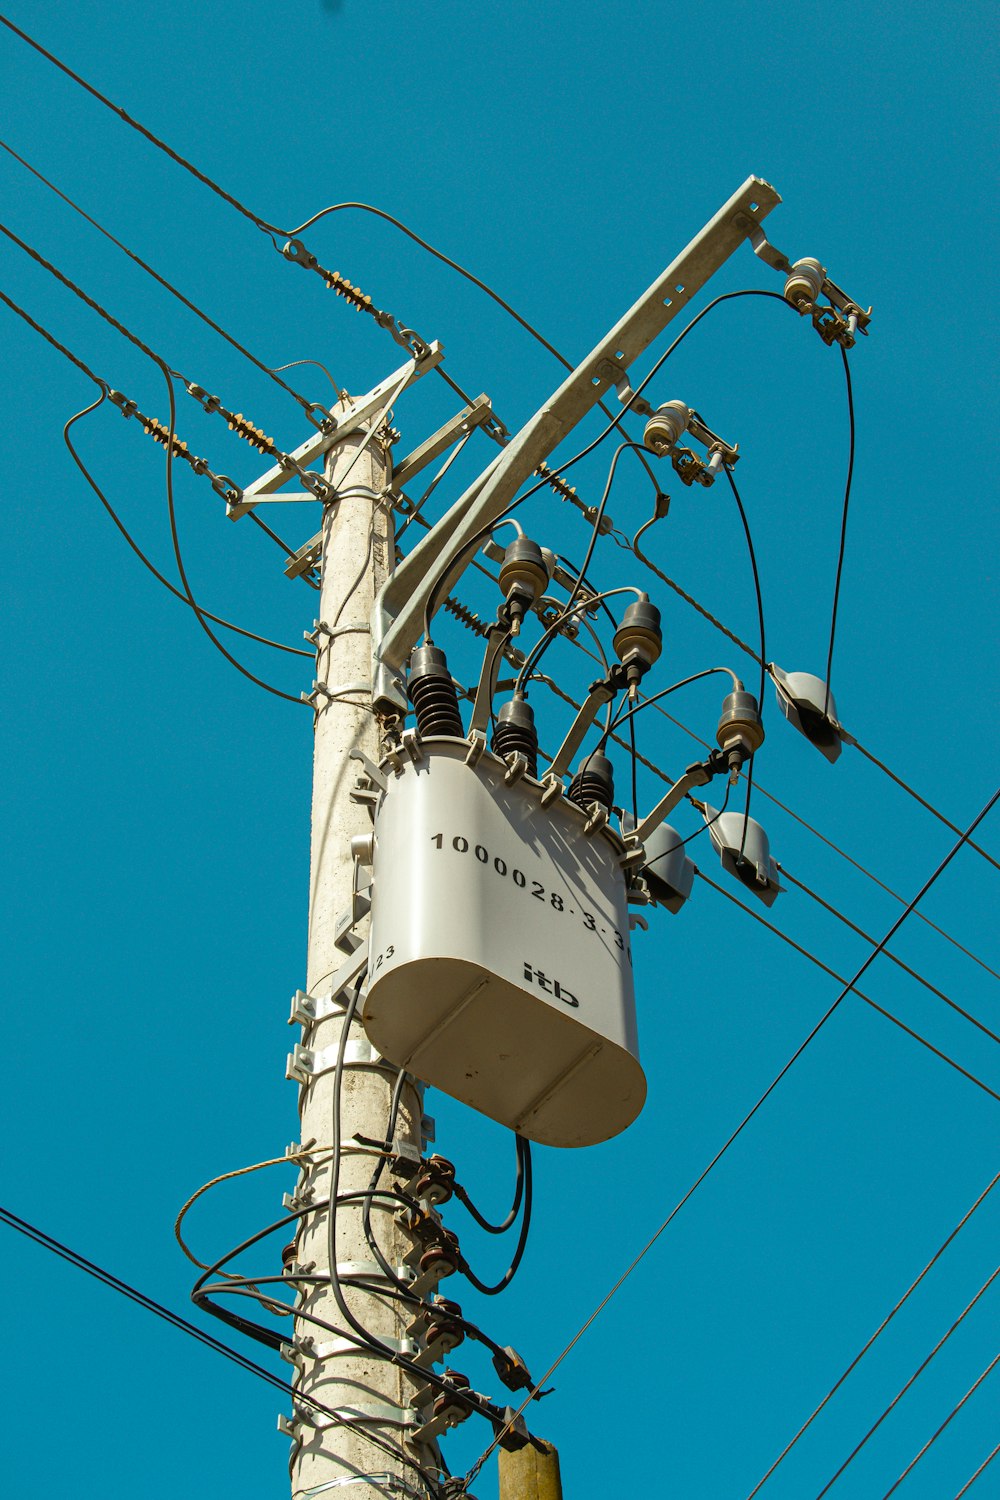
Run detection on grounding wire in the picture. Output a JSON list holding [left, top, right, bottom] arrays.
[[823, 345, 854, 718], [778, 865, 1000, 1048], [0, 135, 328, 423], [746, 1165, 1000, 1496], [0, 1204, 441, 1489], [883, 1350, 1000, 1498], [456, 783, 1000, 1492], [64, 392, 311, 658], [815, 1263, 1000, 1497], [956, 1438, 1000, 1497], [698, 870, 1000, 1105]]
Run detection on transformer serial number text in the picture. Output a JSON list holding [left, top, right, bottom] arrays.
[[428, 831, 631, 963]]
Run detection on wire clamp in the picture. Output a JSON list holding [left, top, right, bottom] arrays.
[[286, 1037, 391, 1084]]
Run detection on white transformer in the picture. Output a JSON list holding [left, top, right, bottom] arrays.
[[364, 738, 645, 1148]]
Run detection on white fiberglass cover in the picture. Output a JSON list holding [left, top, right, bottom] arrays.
[[364, 740, 645, 1147]]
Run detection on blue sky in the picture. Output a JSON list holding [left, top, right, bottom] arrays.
[[1, 2, 997, 1496]]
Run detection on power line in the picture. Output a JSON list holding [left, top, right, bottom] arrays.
[[546, 620, 1000, 990], [746, 1166, 1000, 1496], [0, 276, 305, 571], [0, 282, 105, 387], [8, 3, 991, 883], [456, 783, 1000, 1494], [955, 1438, 1000, 1497], [64, 392, 311, 658], [446, 581, 1000, 984], [883, 1349, 1000, 1498], [815, 1262, 1000, 1497], [0, 1202, 443, 1490], [617, 515, 1000, 875], [697, 869, 1000, 1105], [0, 13, 285, 243], [0, 135, 328, 422], [155, 358, 307, 707], [777, 865, 1000, 1048]]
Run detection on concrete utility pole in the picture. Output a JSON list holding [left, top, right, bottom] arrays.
[[499, 1442, 563, 1500], [288, 415, 428, 1498]]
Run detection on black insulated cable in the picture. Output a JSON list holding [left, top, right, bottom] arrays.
[[0, 1204, 443, 1492], [823, 344, 855, 718]]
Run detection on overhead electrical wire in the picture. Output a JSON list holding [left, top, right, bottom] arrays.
[[64, 392, 311, 658], [745, 1165, 1000, 1496], [616, 515, 1000, 874], [450, 587, 1000, 991], [0, 269, 304, 570], [0, 13, 287, 244], [697, 869, 1000, 1105], [6, 7, 992, 881], [883, 1350, 1000, 1498], [955, 1438, 1000, 1497], [0, 1203, 443, 1490], [0, 136, 329, 423], [455, 783, 1000, 1493], [776, 866, 1000, 1047], [6, 25, 994, 1483], [814, 1262, 1000, 1497], [2, 277, 314, 642], [155, 358, 307, 706]]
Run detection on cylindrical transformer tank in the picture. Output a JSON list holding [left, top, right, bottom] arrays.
[[364, 739, 645, 1148]]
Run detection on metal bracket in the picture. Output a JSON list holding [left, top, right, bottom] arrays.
[[289, 947, 370, 1027], [285, 532, 323, 581], [281, 1400, 420, 1435], [626, 757, 717, 851], [371, 177, 781, 713], [286, 1037, 390, 1084], [335, 1258, 414, 1284], [391, 395, 493, 492], [228, 344, 444, 520], [348, 747, 389, 792], [289, 1334, 420, 1363]]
